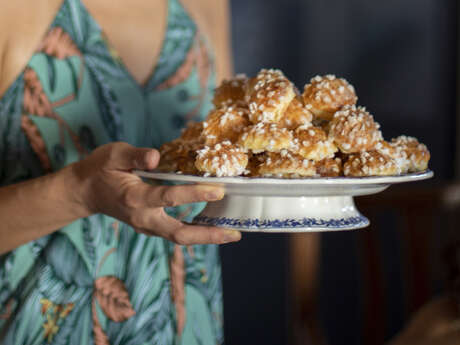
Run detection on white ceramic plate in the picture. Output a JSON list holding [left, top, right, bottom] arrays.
[[134, 170, 433, 197], [134, 170, 433, 232]]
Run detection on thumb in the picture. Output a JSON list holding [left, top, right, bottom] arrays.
[[132, 148, 160, 171], [108, 142, 160, 171]]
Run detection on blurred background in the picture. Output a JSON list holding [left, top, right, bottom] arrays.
[[220, 0, 458, 344]]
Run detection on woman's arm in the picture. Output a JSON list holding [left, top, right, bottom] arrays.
[[0, 142, 241, 254], [205, 0, 234, 81], [0, 163, 91, 252]]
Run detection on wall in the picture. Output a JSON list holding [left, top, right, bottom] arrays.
[[221, 1, 457, 345]]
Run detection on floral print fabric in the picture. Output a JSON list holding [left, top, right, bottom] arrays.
[[0, 0, 222, 344]]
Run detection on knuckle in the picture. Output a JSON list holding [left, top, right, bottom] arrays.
[[172, 230, 188, 245], [211, 230, 223, 244], [151, 207, 164, 218], [160, 188, 178, 207], [106, 143, 119, 161], [107, 142, 129, 162], [121, 188, 139, 208], [128, 212, 145, 229], [190, 188, 205, 202]]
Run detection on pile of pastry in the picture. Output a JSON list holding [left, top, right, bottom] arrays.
[[158, 69, 430, 178]]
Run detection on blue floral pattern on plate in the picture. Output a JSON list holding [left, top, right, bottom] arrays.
[[194, 215, 369, 230]]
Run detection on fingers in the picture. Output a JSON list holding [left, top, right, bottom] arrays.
[[152, 184, 225, 207], [125, 183, 225, 209], [135, 149, 159, 170], [137, 209, 241, 245], [169, 224, 242, 245], [133, 208, 241, 245], [105, 142, 160, 171]]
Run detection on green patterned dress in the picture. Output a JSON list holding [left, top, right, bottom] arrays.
[[0, 0, 223, 344]]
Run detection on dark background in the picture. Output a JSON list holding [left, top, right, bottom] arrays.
[[220, 0, 458, 344]]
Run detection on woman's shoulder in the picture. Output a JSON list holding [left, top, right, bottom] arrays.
[[0, 0, 63, 97], [181, 0, 232, 81], [181, 0, 230, 29]]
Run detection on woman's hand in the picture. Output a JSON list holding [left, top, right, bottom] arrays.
[[72, 142, 241, 245]]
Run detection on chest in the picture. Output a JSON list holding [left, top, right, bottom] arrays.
[[82, 0, 168, 85], [0, 0, 212, 95], [2, 0, 216, 175]]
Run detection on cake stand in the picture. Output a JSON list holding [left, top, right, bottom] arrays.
[[134, 170, 433, 232]]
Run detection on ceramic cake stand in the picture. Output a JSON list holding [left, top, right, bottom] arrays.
[[134, 170, 433, 232]]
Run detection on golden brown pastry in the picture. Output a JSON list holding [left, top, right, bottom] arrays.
[[278, 96, 313, 130], [195, 141, 248, 177], [316, 157, 342, 177], [156, 69, 431, 179], [158, 140, 201, 175], [302, 75, 358, 121], [212, 74, 248, 108], [257, 151, 317, 178], [244, 152, 265, 177], [202, 105, 250, 145], [389, 136, 430, 173], [246, 69, 296, 123], [343, 151, 399, 177], [238, 123, 294, 153], [312, 118, 331, 133], [292, 125, 338, 161], [328, 105, 382, 153], [179, 121, 204, 143], [375, 140, 397, 156]]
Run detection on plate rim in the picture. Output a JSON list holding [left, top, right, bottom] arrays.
[[134, 169, 434, 186]]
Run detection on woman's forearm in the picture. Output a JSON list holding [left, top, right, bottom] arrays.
[[0, 164, 91, 254], [0, 142, 240, 254]]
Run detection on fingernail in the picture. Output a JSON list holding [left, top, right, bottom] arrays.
[[223, 230, 241, 243], [198, 186, 225, 200], [206, 191, 224, 201], [146, 150, 159, 169]]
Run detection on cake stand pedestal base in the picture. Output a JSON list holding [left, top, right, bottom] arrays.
[[193, 195, 370, 232]]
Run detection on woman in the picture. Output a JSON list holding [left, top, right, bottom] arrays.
[[0, 0, 240, 343]]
